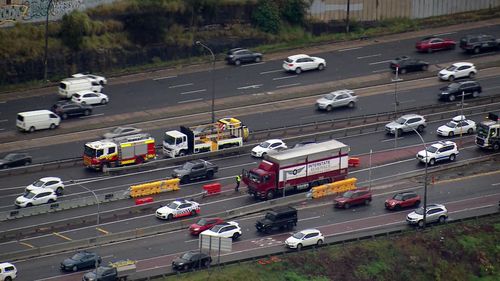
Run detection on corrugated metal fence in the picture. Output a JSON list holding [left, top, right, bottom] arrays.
[[310, 0, 500, 21]]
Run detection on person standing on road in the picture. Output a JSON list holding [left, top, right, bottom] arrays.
[[235, 175, 241, 192]]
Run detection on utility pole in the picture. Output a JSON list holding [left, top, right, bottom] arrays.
[[346, 0, 351, 33], [43, 0, 54, 81], [392, 67, 402, 148], [195, 41, 216, 124]]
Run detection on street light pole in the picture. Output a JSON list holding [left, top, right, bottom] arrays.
[[195, 41, 216, 124], [392, 67, 402, 148], [43, 0, 54, 81], [70, 180, 101, 269], [410, 129, 428, 228]]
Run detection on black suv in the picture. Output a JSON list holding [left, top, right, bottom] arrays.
[[439, 81, 482, 102], [225, 48, 262, 66], [51, 101, 92, 119], [389, 56, 429, 74], [459, 34, 500, 54], [255, 206, 297, 233]]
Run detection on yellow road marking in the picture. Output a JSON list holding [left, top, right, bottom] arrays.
[[96, 227, 110, 235], [53, 232, 72, 241], [19, 242, 34, 248], [431, 170, 500, 185]]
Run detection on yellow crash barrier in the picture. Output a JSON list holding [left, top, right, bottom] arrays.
[[311, 178, 357, 199], [129, 178, 180, 198]]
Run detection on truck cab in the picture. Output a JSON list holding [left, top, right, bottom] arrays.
[[476, 113, 500, 150], [243, 160, 277, 200], [163, 130, 188, 158]]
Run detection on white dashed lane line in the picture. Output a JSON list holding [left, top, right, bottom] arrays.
[[153, 75, 177, 81], [242, 62, 265, 67], [80, 114, 104, 119], [169, 83, 193, 89], [372, 69, 390, 73], [338, 47, 362, 52], [260, 69, 283, 75], [357, 54, 381, 59], [237, 84, 263, 90], [369, 60, 393, 65], [273, 75, 297, 81], [180, 89, 206, 95]]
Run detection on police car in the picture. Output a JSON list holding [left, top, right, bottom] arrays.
[[416, 141, 459, 166], [155, 199, 200, 220]]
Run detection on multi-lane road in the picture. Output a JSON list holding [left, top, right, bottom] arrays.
[[1, 20, 500, 281]]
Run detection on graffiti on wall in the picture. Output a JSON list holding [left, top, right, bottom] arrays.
[[0, 0, 109, 26]]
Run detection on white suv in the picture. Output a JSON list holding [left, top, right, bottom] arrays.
[[15, 189, 57, 208], [200, 221, 242, 240], [283, 54, 326, 74], [438, 62, 477, 81], [406, 204, 448, 227], [416, 141, 459, 165], [26, 177, 64, 195], [285, 229, 324, 250], [0, 262, 17, 281]]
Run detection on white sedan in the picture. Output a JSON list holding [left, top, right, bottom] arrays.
[[436, 115, 476, 137], [200, 221, 242, 240], [72, 73, 107, 85], [72, 90, 109, 105], [285, 229, 324, 250], [283, 54, 326, 74], [251, 139, 287, 157]]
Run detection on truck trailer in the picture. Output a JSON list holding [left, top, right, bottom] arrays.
[[163, 117, 249, 158], [243, 139, 349, 200], [476, 112, 500, 150], [84, 133, 156, 170]]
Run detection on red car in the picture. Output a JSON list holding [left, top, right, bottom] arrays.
[[385, 191, 421, 210], [333, 189, 372, 209], [189, 217, 224, 235], [415, 37, 456, 53]]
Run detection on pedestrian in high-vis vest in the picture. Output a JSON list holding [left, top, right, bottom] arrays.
[[235, 175, 241, 192]]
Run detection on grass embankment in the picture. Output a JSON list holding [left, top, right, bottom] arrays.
[[160, 214, 500, 281]]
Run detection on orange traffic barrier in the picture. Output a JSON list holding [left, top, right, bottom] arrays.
[[203, 183, 221, 196], [135, 197, 154, 205], [348, 157, 360, 167]]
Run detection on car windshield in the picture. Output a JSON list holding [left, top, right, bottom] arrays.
[[196, 218, 208, 226], [71, 252, 86, 260], [265, 213, 276, 220], [181, 252, 195, 260], [445, 122, 458, 128], [166, 202, 180, 209], [426, 146, 439, 153], [342, 191, 354, 198], [32, 180, 46, 187], [393, 194, 404, 200], [415, 208, 424, 215], [73, 94, 81, 98], [446, 65, 457, 71], [292, 232, 305, 239], [324, 94, 335, 100], [476, 123, 490, 137], [96, 267, 109, 275], [111, 127, 124, 134], [23, 191, 36, 199], [247, 171, 261, 183], [285, 58, 293, 63], [259, 141, 271, 148], [395, 117, 407, 125], [3, 154, 16, 160]]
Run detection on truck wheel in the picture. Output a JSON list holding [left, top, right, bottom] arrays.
[[448, 95, 456, 102], [49, 123, 56, 130], [178, 150, 186, 157], [56, 187, 63, 195], [72, 265, 78, 272], [29, 126, 36, 133], [493, 143, 500, 150], [266, 190, 275, 200], [449, 154, 456, 161], [232, 232, 240, 240]]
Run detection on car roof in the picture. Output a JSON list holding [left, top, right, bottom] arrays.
[[229, 48, 245, 53], [264, 139, 283, 143], [0, 262, 15, 268], [287, 54, 310, 60], [27, 188, 55, 194], [426, 203, 446, 209], [451, 62, 474, 67], [451, 115, 468, 122], [329, 89, 354, 96], [38, 177, 62, 182], [297, 228, 321, 234], [172, 199, 196, 204], [400, 113, 424, 119], [74, 90, 97, 95], [430, 141, 456, 148], [395, 191, 417, 196]]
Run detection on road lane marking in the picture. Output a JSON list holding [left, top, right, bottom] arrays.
[[471, 52, 496, 58], [0, 129, 4, 131], [237, 84, 263, 90], [180, 89, 206, 95], [493, 182, 500, 186], [169, 83, 193, 89], [381, 137, 406, 142], [178, 98, 203, 104], [153, 75, 177, 81], [276, 83, 301, 89], [298, 215, 321, 222], [19, 242, 35, 248], [96, 227, 110, 235], [185, 239, 198, 243], [53, 232, 72, 241], [79, 114, 104, 119], [260, 69, 282, 75], [357, 54, 381, 59], [242, 62, 265, 67], [273, 75, 297, 81], [338, 47, 362, 52], [372, 69, 390, 73], [0, 119, 7, 122], [433, 32, 456, 36], [369, 60, 392, 65]]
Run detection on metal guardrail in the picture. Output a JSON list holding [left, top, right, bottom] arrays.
[[0, 191, 311, 261], [0, 189, 129, 222]]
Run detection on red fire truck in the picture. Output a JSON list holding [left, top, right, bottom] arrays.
[[242, 139, 349, 200], [83, 134, 156, 170]]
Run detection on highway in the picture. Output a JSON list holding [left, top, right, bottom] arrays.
[[0, 20, 499, 281]]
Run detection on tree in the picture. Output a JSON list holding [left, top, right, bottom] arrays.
[[60, 11, 91, 51], [282, 0, 309, 26], [252, 0, 281, 34]]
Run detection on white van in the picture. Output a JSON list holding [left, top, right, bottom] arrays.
[[16, 110, 61, 133], [58, 77, 102, 99], [0, 262, 17, 280]]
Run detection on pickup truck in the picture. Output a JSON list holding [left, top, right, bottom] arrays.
[[82, 260, 136, 281], [172, 159, 218, 183], [255, 206, 298, 233]]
